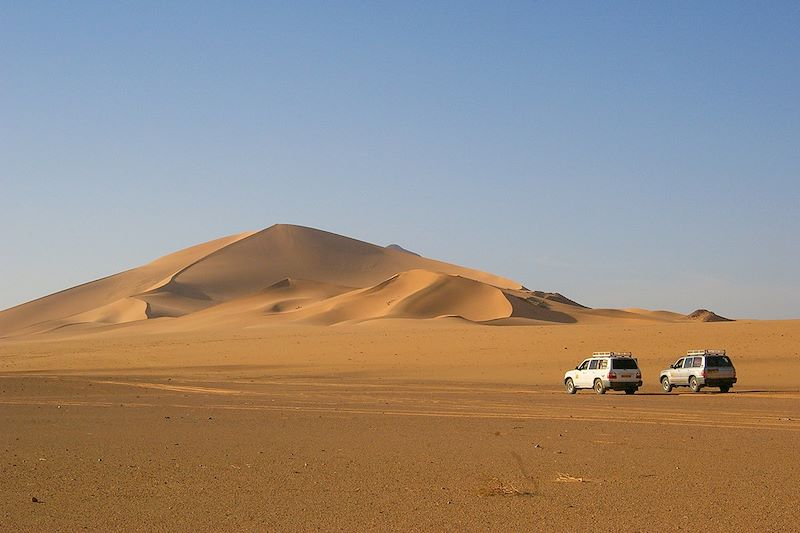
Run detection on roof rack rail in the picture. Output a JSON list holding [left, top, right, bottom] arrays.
[[592, 351, 633, 357], [687, 349, 726, 356]]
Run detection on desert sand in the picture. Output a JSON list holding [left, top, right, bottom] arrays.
[[1, 225, 799, 531]]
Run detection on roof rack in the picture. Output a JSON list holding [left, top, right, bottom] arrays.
[[687, 349, 726, 356], [592, 351, 633, 357]]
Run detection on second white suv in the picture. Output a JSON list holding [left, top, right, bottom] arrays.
[[660, 349, 737, 393], [564, 352, 643, 395]]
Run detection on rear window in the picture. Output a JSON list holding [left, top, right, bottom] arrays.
[[705, 355, 733, 367], [612, 358, 638, 370]]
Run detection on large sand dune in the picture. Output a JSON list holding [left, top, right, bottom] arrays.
[[0, 224, 734, 338]]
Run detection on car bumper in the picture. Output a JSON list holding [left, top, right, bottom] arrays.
[[604, 380, 642, 390], [700, 377, 737, 387]]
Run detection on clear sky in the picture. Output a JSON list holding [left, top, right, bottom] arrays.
[[1, 1, 798, 319]]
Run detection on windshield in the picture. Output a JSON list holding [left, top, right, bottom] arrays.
[[705, 355, 733, 367], [612, 358, 638, 370]]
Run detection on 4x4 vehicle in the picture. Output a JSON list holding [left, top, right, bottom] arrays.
[[564, 352, 643, 395], [660, 349, 737, 393]]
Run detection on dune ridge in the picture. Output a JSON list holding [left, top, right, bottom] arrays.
[[0, 224, 734, 338]]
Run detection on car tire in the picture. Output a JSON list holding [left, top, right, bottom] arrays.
[[593, 379, 606, 395], [624, 388, 636, 395], [689, 376, 701, 393], [661, 377, 672, 393], [565, 378, 577, 394], [719, 385, 730, 393]]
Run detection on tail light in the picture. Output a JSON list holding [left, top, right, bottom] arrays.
[[702, 370, 707, 378], [608, 372, 617, 380], [635, 371, 641, 379]]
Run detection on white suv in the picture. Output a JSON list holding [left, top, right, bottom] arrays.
[[660, 349, 737, 393], [564, 352, 643, 395]]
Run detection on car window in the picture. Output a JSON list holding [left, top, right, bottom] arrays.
[[684, 357, 694, 368], [578, 361, 589, 370], [674, 358, 684, 369], [612, 359, 638, 370], [598, 359, 608, 370], [706, 355, 732, 367], [692, 358, 702, 368], [589, 360, 599, 370]]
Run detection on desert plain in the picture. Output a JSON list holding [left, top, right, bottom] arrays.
[[1, 225, 799, 532]]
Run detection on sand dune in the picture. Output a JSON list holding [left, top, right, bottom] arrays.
[[623, 308, 685, 320], [0, 232, 252, 336], [286, 269, 515, 324], [0, 224, 737, 338], [0, 225, 520, 336], [159, 224, 521, 300]]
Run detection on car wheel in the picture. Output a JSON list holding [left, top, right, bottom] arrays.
[[565, 378, 577, 394], [624, 388, 636, 395], [689, 376, 701, 393], [593, 379, 606, 395], [719, 385, 730, 393], [661, 377, 672, 393]]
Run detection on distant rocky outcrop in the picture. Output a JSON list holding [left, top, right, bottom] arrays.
[[686, 309, 733, 322], [531, 291, 587, 309]]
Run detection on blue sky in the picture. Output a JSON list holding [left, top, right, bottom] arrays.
[[1, 1, 798, 318]]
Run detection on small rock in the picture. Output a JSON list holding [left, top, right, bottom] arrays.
[[32, 497, 39, 503]]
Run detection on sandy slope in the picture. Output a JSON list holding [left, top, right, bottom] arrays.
[[0, 232, 253, 336], [278, 269, 515, 324], [2, 319, 798, 388], [1, 320, 799, 531]]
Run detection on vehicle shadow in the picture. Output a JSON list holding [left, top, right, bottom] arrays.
[[590, 389, 800, 396], [658, 389, 800, 396]]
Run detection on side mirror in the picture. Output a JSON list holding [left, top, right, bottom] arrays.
[[575, 366, 580, 370]]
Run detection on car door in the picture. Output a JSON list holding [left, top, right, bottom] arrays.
[[678, 357, 694, 385], [688, 356, 703, 383], [574, 359, 590, 388], [668, 358, 684, 384], [584, 359, 600, 387]]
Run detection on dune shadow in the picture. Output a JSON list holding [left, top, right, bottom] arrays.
[[503, 295, 577, 324]]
